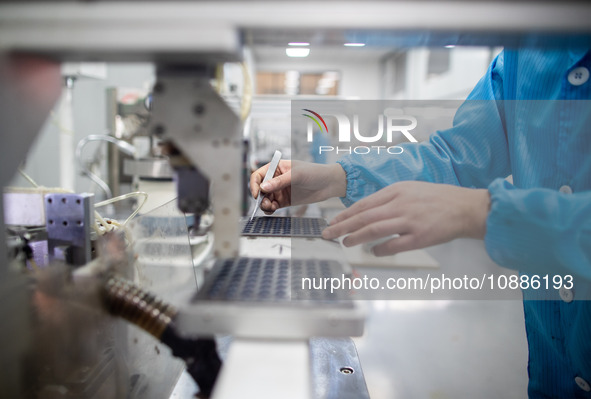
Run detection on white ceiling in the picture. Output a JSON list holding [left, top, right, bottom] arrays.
[[252, 45, 394, 64]]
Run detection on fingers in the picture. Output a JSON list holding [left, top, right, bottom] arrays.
[[261, 196, 279, 213], [250, 164, 270, 199], [323, 202, 401, 240], [372, 234, 417, 256], [341, 219, 408, 247], [330, 186, 398, 225], [260, 169, 292, 193], [250, 160, 292, 199]]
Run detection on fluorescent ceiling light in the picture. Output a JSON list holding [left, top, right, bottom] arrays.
[[344, 43, 365, 47], [288, 42, 310, 46], [286, 48, 310, 57], [445, 45, 456, 48]]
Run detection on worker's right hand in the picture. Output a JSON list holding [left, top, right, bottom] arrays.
[[249, 160, 347, 214]]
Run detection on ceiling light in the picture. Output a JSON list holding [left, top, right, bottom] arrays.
[[445, 45, 456, 49], [344, 43, 365, 47], [286, 48, 310, 57], [288, 42, 310, 46]]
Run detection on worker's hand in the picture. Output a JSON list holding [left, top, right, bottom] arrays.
[[322, 181, 490, 256], [250, 161, 347, 213]]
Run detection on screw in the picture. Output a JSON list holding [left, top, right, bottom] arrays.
[[339, 367, 354, 375], [153, 124, 166, 136], [193, 103, 205, 115], [153, 82, 164, 94]]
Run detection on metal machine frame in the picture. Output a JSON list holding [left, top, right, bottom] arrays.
[[1, 1, 590, 398]]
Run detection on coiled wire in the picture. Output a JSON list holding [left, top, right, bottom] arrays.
[[102, 276, 177, 339]]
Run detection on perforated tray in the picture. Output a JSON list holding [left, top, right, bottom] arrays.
[[242, 217, 327, 237], [196, 257, 350, 303]]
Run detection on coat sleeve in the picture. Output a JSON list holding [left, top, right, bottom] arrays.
[[337, 51, 510, 207], [485, 178, 591, 279]]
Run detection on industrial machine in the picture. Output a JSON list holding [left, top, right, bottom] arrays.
[[1, 1, 590, 398]]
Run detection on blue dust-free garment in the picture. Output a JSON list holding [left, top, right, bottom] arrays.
[[338, 49, 591, 398]]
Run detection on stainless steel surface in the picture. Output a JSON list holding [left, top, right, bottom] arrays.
[[169, 370, 198, 399], [0, 2, 590, 63], [150, 71, 242, 259], [45, 192, 93, 265], [175, 297, 364, 339], [124, 158, 174, 179], [125, 324, 186, 399], [212, 339, 311, 399], [353, 239, 529, 399], [0, 3, 241, 63], [355, 299, 528, 399], [106, 87, 120, 199], [171, 336, 369, 399], [310, 337, 370, 399]]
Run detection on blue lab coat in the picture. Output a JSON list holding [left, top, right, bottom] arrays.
[[338, 49, 591, 398]]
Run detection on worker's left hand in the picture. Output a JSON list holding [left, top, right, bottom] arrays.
[[322, 181, 491, 256]]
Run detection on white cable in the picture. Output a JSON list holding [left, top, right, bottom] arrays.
[[240, 61, 253, 122], [95, 191, 149, 226], [18, 168, 39, 188], [94, 210, 112, 234], [75, 134, 137, 199]]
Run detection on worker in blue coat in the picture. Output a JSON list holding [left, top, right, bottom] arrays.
[[250, 48, 591, 398]]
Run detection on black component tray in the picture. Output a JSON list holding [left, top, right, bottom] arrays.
[[196, 257, 350, 303], [242, 217, 327, 238]]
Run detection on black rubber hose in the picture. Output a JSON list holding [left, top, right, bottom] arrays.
[[102, 276, 222, 398]]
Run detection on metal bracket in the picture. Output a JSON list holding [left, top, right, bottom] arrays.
[[149, 69, 242, 259], [45, 193, 93, 266]]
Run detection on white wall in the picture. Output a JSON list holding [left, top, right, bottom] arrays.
[[389, 47, 497, 100], [10, 63, 155, 197]]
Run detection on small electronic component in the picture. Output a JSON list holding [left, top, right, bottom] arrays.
[[196, 257, 350, 302], [242, 216, 327, 238]]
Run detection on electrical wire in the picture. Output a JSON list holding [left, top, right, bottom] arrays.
[[75, 134, 137, 199], [18, 168, 39, 188], [215, 62, 253, 122], [95, 191, 149, 226], [93, 210, 113, 234], [240, 62, 253, 122]]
